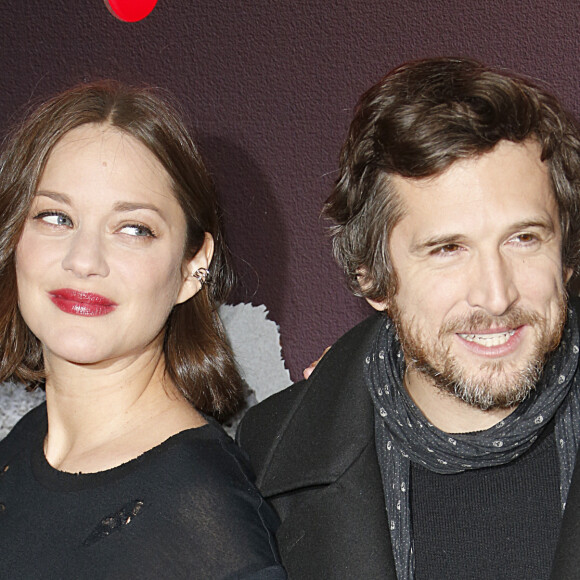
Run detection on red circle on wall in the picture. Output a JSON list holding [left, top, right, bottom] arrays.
[[104, 0, 158, 22]]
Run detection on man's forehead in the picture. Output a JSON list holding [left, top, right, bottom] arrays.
[[388, 140, 558, 237], [394, 138, 544, 184], [391, 140, 550, 198]]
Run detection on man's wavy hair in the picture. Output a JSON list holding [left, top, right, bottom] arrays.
[[0, 81, 243, 421], [324, 57, 580, 304]]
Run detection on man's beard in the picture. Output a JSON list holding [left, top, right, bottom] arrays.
[[390, 296, 568, 411]]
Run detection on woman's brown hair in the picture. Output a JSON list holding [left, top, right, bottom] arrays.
[[0, 80, 243, 421]]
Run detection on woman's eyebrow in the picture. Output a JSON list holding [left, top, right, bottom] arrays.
[[34, 194, 167, 220], [35, 190, 72, 205], [113, 201, 162, 214]]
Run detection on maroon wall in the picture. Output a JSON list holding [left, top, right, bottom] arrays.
[[1, 0, 579, 379]]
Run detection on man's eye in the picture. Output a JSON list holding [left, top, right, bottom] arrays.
[[513, 233, 538, 244], [119, 224, 155, 237], [35, 212, 73, 227], [432, 244, 461, 255]]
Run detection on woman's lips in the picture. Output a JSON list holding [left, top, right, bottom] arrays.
[[49, 289, 117, 317]]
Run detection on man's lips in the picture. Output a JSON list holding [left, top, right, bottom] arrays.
[[455, 326, 525, 356], [49, 289, 117, 317], [458, 328, 516, 346]]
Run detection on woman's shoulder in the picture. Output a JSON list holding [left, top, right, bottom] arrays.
[[146, 419, 261, 496], [0, 402, 47, 461], [124, 421, 286, 578]]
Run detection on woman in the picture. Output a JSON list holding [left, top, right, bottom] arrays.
[[0, 81, 285, 579]]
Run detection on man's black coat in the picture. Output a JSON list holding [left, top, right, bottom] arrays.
[[237, 313, 580, 579]]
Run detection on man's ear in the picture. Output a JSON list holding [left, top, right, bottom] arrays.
[[358, 268, 390, 312], [176, 233, 214, 305]]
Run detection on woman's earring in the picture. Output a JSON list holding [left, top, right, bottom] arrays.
[[192, 267, 211, 287]]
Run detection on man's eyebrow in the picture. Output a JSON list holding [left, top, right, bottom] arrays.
[[410, 217, 556, 254], [509, 218, 556, 233], [410, 234, 467, 253]]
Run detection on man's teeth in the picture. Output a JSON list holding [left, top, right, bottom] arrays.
[[459, 330, 516, 347]]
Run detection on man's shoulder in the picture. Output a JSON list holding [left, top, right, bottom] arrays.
[[237, 312, 385, 472], [237, 379, 310, 471]]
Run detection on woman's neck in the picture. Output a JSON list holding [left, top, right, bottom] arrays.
[[42, 346, 205, 473]]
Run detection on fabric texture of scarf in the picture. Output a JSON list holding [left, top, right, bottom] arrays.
[[365, 306, 580, 580]]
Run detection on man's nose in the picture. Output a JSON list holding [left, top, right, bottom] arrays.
[[61, 228, 110, 278], [466, 250, 519, 316]]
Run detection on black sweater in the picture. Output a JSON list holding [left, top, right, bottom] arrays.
[[412, 421, 561, 579], [0, 404, 286, 579]]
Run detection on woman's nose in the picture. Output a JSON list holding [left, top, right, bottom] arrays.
[[61, 228, 110, 278]]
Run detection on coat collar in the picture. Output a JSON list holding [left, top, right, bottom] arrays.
[[257, 312, 387, 497]]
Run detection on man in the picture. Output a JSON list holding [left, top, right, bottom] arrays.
[[237, 58, 580, 579]]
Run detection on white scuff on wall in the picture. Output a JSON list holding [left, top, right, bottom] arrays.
[[0, 382, 45, 440], [0, 303, 292, 440]]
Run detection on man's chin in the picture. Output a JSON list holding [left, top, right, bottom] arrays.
[[449, 379, 536, 411], [429, 358, 544, 411], [395, 294, 568, 411]]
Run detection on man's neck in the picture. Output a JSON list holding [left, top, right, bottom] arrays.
[[404, 368, 515, 433]]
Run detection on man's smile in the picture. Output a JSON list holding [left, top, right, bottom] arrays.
[[458, 329, 517, 347], [454, 325, 527, 359]]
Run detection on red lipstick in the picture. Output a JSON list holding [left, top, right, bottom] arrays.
[[49, 289, 117, 317]]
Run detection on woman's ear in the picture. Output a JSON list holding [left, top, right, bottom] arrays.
[[365, 297, 388, 312], [176, 233, 215, 305]]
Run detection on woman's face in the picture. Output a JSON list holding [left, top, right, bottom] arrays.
[[15, 123, 204, 369]]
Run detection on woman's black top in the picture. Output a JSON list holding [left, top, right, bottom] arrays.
[[0, 404, 286, 579]]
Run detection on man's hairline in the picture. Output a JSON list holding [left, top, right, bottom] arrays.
[[359, 136, 566, 304]]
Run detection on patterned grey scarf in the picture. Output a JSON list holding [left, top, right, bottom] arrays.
[[365, 306, 580, 580]]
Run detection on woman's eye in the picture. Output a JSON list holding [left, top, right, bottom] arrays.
[[34, 212, 73, 227], [119, 224, 155, 238]]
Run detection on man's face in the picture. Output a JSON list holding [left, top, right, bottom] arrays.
[[379, 140, 568, 411]]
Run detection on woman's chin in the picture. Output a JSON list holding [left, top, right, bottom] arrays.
[[43, 340, 111, 367]]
